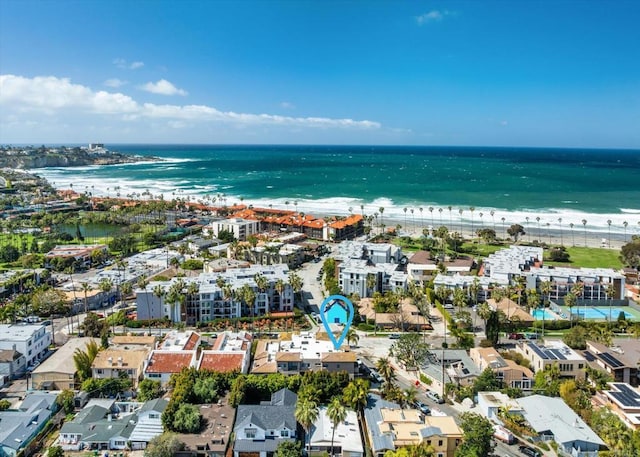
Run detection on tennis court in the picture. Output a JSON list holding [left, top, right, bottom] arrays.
[[569, 306, 636, 321]]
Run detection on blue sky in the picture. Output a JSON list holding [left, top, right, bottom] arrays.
[[1, 0, 639, 147]]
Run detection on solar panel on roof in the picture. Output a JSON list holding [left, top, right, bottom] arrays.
[[598, 352, 625, 368], [583, 351, 596, 361]]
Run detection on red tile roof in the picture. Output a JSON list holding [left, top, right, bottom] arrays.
[[145, 351, 194, 374], [199, 353, 245, 372], [183, 332, 200, 351], [330, 214, 363, 229]]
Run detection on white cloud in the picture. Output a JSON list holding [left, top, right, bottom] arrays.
[[0, 74, 381, 131], [140, 79, 188, 96], [416, 10, 453, 25], [113, 58, 145, 70], [104, 78, 127, 88]]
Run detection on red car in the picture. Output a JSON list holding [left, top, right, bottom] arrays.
[[508, 333, 525, 340]]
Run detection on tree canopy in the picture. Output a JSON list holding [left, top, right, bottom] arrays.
[[620, 235, 640, 269], [454, 412, 495, 457]]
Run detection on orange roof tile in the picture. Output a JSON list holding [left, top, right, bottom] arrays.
[[321, 352, 357, 362], [199, 353, 245, 372], [183, 332, 200, 350], [146, 351, 194, 374]]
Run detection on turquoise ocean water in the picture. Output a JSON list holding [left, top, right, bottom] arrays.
[[30, 145, 640, 234]]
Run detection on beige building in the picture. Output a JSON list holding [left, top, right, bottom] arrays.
[[365, 394, 462, 457], [92, 347, 150, 387], [470, 347, 534, 390], [486, 298, 535, 325], [251, 333, 357, 378], [515, 340, 586, 380], [31, 338, 97, 390]]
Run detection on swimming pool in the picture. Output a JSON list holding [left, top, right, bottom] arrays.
[[573, 307, 633, 320], [324, 303, 348, 324], [531, 309, 558, 321]]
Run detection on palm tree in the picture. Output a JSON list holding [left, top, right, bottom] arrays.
[[419, 207, 423, 230], [343, 379, 369, 415], [607, 219, 612, 248], [501, 217, 506, 239], [438, 207, 443, 227], [565, 292, 577, 327], [525, 216, 530, 241], [376, 356, 396, 385], [539, 280, 552, 337], [582, 219, 588, 246], [346, 327, 359, 347], [558, 217, 563, 246], [403, 207, 408, 230], [288, 272, 303, 307], [379, 207, 385, 230], [327, 397, 347, 457], [569, 222, 575, 246], [623, 221, 628, 241], [571, 281, 585, 323], [536, 216, 541, 241], [491, 210, 496, 232], [80, 282, 91, 315], [152, 284, 166, 324], [605, 282, 616, 325], [428, 207, 434, 227], [403, 385, 419, 407], [295, 398, 319, 453], [137, 276, 151, 334], [274, 278, 286, 312], [186, 281, 200, 323], [469, 206, 475, 238]]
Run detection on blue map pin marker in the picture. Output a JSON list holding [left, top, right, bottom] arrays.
[[319, 294, 354, 350]]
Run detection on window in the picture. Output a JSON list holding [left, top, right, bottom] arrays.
[[280, 430, 289, 437], [438, 440, 443, 447], [245, 428, 257, 439], [96, 369, 103, 374], [115, 441, 125, 446], [149, 413, 160, 419]]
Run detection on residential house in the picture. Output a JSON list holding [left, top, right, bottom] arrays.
[[517, 395, 605, 457], [0, 348, 26, 381], [44, 244, 108, 269], [144, 350, 198, 386], [418, 350, 481, 396], [476, 391, 523, 423], [175, 400, 235, 457], [250, 332, 356, 378], [470, 347, 534, 391], [584, 340, 639, 387], [197, 331, 252, 374], [233, 388, 298, 457], [364, 394, 462, 457], [59, 399, 167, 451], [600, 383, 640, 430], [91, 347, 150, 387], [31, 337, 97, 390], [308, 407, 363, 457], [486, 298, 535, 326], [0, 391, 58, 457], [515, 340, 587, 380]]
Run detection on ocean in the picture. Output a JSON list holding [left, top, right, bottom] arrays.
[[29, 145, 640, 237]]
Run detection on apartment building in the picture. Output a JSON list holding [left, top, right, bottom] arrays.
[[0, 323, 52, 367]]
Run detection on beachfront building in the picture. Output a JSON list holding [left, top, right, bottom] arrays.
[[135, 264, 294, 323], [525, 266, 626, 302], [0, 323, 52, 368], [515, 340, 587, 380], [204, 217, 260, 241], [251, 332, 357, 378], [470, 347, 534, 391], [517, 395, 605, 456], [364, 394, 463, 457], [308, 407, 363, 457]]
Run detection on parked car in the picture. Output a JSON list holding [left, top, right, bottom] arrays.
[[518, 445, 541, 457], [413, 401, 430, 415], [508, 332, 525, 340], [389, 333, 401, 339], [369, 370, 384, 384], [426, 390, 445, 404]]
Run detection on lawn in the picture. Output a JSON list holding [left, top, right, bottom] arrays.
[[545, 246, 623, 269]]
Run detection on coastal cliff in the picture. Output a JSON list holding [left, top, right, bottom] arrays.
[[0, 146, 158, 169]]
